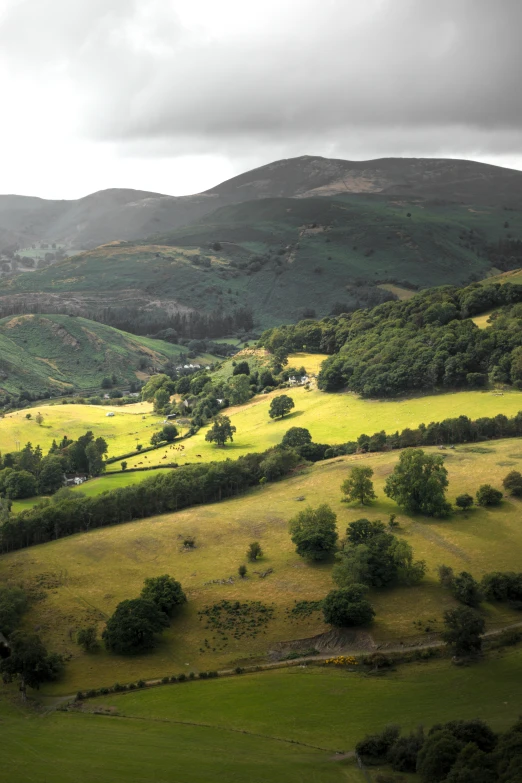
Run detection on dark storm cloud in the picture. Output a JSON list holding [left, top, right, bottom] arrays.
[[2, 0, 522, 162]]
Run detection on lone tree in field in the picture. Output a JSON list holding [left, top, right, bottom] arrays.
[[102, 598, 169, 654], [269, 394, 295, 419], [281, 427, 312, 449], [247, 541, 263, 561], [205, 414, 236, 447], [442, 607, 485, 657], [289, 503, 338, 561], [140, 575, 187, 615], [503, 470, 522, 497], [0, 632, 63, 699], [455, 493, 474, 511], [476, 484, 503, 507], [341, 466, 376, 505], [35, 412, 44, 426], [384, 449, 451, 517], [322, 585, 375, 627]]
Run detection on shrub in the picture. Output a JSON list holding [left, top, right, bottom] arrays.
[[451, 571, 483, 608], [503, 470, 522, 496], [455, 493, 474, 511], [140, 575, 187, 615], [102, 598, 169, 655], [247, 541, 263, 561], [476, 484, 503, 506], [137, 679, 145, 688], [238, 564, 247, 578], [161, 676, 169, 684], [76, 626, 99, 653], [289, 503, 338, 561], [356, 725, 401, 764], [323, 585, 375, 627], [178, 673, 186, 682]]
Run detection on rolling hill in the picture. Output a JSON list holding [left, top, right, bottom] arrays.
[[3, 192, 521, 330], [0, 314, 192, 397], [2, 154, 522, 261]]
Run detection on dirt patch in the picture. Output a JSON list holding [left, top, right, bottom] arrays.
[[269, 628, 376, 660]]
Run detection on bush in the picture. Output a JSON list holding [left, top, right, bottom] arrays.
[[289, 503, 338, 561], [323, 585, 375, 627], [76, 626, 99, 652], [247, 541, 263, 561], [476, 484, 503, 506], [140, 575, 187, 615], [503, 470, 522, 496], [102, 598, 169, 655], [455, 493, 474, 511], [356, 725, 401, 764], [451, 571, 483, 608], [238, 564, 247, 578]]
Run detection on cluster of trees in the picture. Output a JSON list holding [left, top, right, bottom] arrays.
[[100, 575, 186, 655], [0, 431, 108, 500], [259, 281, 522, 397], [288, 505, 426, 628], [0, 446, 301, 553], [439, 565, 522, 611], [334, 518, 427, 589], [356, 715, 522, 782], [140, 361, 299, 432]]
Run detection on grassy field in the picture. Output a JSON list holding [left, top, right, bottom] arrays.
[[0, 400, 160, 455], [0, 689, 362, 783], [3, 438, 522, 694], [471, 310, 497, 328], [107, 386, 522, 470], [10, 469, 172, 513], [4, 648, 522, 782]]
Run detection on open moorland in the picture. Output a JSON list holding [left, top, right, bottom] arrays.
[[3, 191, 522, 329], [2, 439, 522, 694]]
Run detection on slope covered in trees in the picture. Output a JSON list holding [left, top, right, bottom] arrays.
[[259, 280, 522, 397]]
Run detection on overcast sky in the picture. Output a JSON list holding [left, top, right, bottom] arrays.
[[1, 0, 522, 199]]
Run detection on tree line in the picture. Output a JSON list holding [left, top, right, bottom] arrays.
[[0, 301, 254, 340], [258, 280, 522, 397], [0, 447, 300, 553]]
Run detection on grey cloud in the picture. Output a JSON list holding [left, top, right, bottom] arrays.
[[2, 0, 522, 165]]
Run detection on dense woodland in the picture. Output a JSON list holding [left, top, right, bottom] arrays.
[[259, 281, 522, 397]]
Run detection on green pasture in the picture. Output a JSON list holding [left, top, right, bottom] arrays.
[[106, 651, 522, 749], [3, 439, 522, 694], [0, 400, 161, 455], [0, 691, 360, 783], [109, 386, 522, 470], [4, 648, 522, 783]]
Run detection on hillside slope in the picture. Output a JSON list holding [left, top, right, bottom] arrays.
[[2, 193, 520, 330], [1, 155, 522, 263], [0, 314, 189, 397]]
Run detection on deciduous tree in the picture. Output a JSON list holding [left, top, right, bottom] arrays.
[[341, 466, 376, 505]]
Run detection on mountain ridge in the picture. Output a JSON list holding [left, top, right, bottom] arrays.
[[1, 155, 522, 263]]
